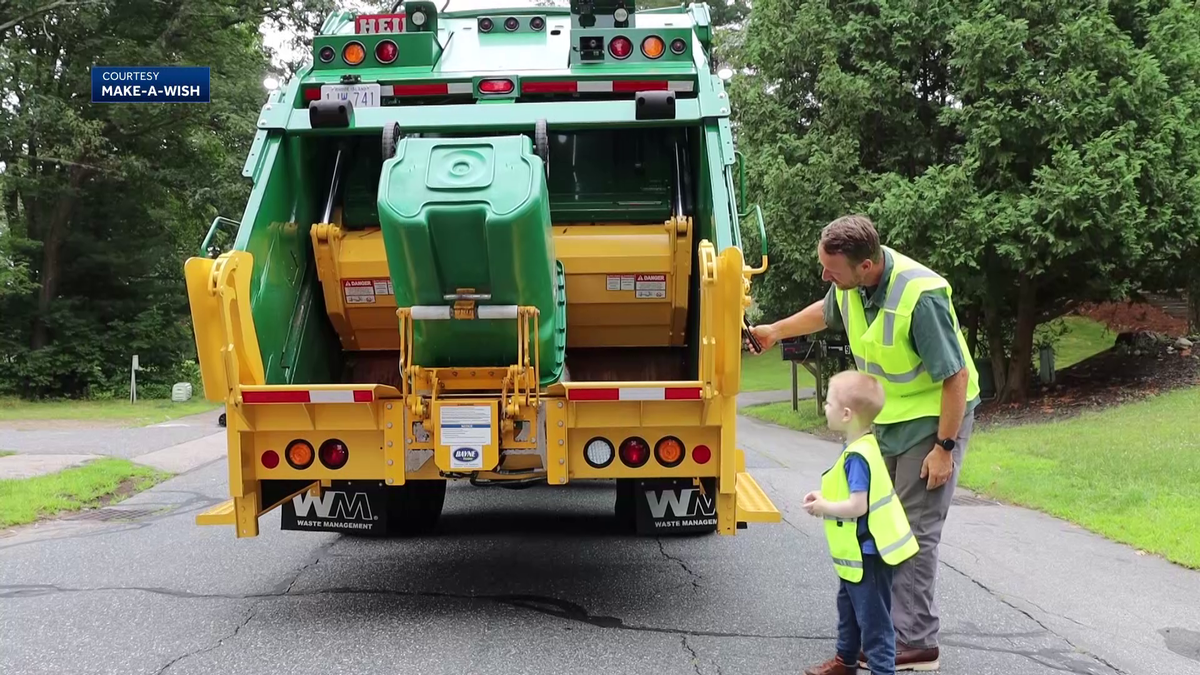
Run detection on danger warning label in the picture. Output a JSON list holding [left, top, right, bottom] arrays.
[[343, 278, 394, 305], [635, 273, 667, 299]]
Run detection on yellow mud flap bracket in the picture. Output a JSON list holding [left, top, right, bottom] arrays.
[[733, 448, 780, 524], [196, 499, 236, 526]]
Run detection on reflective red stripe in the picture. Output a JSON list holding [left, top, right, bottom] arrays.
[[521, 80, 578, 94], [613, 80, 668, 92], [303, 86, 321, 101], [665, 387, 702, 400], [568, 388, 620, 401], [243, 390, 310, 404], [390, 83, 449, 96], [353, 390, 375, 402]]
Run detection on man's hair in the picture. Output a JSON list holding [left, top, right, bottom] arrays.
[[829, 370, 886, 424], [820, 214, 881, 264]]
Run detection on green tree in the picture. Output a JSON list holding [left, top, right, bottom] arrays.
[[730, 0, 1200, 402], [0, 0, 334, 397]]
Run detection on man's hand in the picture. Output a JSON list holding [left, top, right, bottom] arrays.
[[920, 445, 954, 490], [745, 324, 777, 354]]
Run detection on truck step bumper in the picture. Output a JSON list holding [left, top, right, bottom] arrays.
[[196, 499, 236, 526], [735, 472, 780, 524]]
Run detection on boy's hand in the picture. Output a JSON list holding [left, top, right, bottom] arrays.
[[803, 493, 826, 517]]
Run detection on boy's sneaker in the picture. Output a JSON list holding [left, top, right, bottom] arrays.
[[803, 654, 857, 675], [857, 643, 940, 671]]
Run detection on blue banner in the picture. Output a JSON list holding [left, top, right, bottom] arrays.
[[91, 66, 211, 103]]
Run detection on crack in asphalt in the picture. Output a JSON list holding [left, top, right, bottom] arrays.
[[940, 560, 1129, 675], [0, 581, 835, 642], [154, 605, 258, 674], [681, 635, 703, 675], [657, 538, 702, 593]]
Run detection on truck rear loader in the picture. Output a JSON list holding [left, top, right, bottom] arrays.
[[187, 0, 781, 538]]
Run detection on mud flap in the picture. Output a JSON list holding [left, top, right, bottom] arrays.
[[632, 478, 718, 535], [279, 480, 389, 536]]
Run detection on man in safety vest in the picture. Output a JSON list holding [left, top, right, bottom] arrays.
[[748, 214, 980, 671]]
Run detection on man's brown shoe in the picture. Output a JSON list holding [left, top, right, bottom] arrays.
[[894, 643, 939, 671], [803, 654, 857, 675]]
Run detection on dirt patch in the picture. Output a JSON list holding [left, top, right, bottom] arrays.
[[1076, 300, 1189, 337], [977, 334, 1199, 427]]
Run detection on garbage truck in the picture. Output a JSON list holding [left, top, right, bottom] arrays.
[[186, 0, 780, 538]]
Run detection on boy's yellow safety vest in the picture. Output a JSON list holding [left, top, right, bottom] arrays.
[[820, 433, 919, 582], [839, 247, 980, 425]]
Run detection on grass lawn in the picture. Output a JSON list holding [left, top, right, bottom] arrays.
[[0, 458, 169, 528], [741, 345, 816, 392], [1042, 315, 1117, 369], [0, 451, 15, 457], [740, 400, 827, 434], [961, 386, 1200, 569], [0, 397, 218, 425]]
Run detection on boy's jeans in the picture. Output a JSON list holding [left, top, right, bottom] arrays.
[[836, 553, 896, 675]]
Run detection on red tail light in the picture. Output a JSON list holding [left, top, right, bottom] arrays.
[[692, 444, 712, 464], [375, 39, 398, 64], [261, 450, 280, 469], [479, 78, 514, 94], [618, 437, 649, 468], [303, 86, 321, 101], [609, 36, 632, 59], [319, 439, 349, 469]]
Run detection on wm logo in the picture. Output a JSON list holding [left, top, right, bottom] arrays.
[[645, 488, 716, 519], [291, 491, 373, 521]]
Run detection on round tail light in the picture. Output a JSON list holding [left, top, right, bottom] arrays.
[[530, 16, 545, 31], [318, 46, 336, 63], [670, 38, 687, 55], [342, 41, 365, 66], [584, 437, 615, 468], [261, 450, 280, 469], [609, 36, 632, 59], [692, 444, 712, 464], [319, 439, 349, 470], [504, 16, 519, 31], [286, 440, 315, 470], [618, 437, 649, 467], [654, 436, 685, 467], [479, 17, 494, 32], [641, 36, 665, 59], [375, 39, 398, 64]]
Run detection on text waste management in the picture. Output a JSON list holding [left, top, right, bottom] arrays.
[[92, 66, 211, 103]]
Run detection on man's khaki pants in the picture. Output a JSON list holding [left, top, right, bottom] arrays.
[[884, 409, 975, 649]]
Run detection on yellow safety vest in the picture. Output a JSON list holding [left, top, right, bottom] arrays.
[[820, 433, 919, 582], [839, 247, 980, 425]]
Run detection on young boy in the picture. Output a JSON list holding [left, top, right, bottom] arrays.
[[802, 371, 920, 675]]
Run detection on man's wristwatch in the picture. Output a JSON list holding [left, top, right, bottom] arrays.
[[936, 437, 956, 452]]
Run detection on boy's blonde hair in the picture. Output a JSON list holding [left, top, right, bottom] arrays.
[[829, 370, 886, 424]]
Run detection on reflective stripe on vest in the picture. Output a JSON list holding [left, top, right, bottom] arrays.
[[820, 434, 919, 582], [839, 247, 980, 424]]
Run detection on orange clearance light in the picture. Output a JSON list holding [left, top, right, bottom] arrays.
[[641, 35, 665, 59], [655, 436, 685, 467], [286, 440, 315, 470], [343, 41, 366, 66]]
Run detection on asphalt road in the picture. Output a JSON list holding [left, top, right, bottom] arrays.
[[1, 415, 1197, 675]]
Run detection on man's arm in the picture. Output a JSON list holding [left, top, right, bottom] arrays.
[[750, 286, 840, 352], [910, 291, 971, 488]]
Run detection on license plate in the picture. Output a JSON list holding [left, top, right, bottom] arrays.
[[321, 83, 381, 108]]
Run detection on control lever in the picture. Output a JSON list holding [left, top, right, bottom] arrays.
[[742, 317, 763, 354]]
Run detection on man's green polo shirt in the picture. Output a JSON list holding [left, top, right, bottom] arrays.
[[822, 248, 980, 457]]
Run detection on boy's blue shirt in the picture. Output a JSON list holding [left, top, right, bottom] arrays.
[[843, 444, 877, 555]]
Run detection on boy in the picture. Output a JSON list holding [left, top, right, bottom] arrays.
[[802, 371, 920, 675]]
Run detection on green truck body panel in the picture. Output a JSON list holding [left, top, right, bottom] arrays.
[[199, 0, 750, 388], [378, 135, 565, 384]]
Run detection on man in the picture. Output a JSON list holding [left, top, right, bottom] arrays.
[[748, 214, 980, 672]]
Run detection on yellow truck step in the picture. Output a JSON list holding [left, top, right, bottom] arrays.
[[735, 471, 781, 523], [196, 499, 236, 526]]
